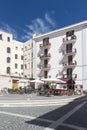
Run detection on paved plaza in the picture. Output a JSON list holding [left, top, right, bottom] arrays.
[[0, 94, 87, 130]]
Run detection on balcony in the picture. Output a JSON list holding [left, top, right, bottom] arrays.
[[63, 35, 76, 44], [63, 60, 77, 68], [37, 73, 44, 78], [39, 53, 51, 60], [63, 74, 77, 79], [38, 64, 51, 70], [39, 42, 51, 49], [62, 48, 77, 56]]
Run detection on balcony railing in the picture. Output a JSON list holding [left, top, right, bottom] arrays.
[[63, 60, 77, 68], [38, 64, 51, 70], [39, 53, 51, 60], [62, 48, 77, 56], [63, 35, 76, 44], [63, 74, 77, 79], [39, 42, 51, 49]]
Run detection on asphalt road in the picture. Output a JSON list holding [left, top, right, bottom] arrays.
[[0, 94, 87, 130]]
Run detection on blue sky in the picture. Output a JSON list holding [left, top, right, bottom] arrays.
[[0, 0, 87, 42]]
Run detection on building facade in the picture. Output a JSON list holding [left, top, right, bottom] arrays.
[[33, 21, 87, 90], [0, 21, 87, 91], [0, 30, 25, 90], [23, 39, 33, 79]]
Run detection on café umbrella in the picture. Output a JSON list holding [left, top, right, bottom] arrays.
[[29, 79, 44, 84], [41, 78, 66, 84]]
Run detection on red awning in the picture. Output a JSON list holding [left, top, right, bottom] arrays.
[[59, 78, 71, 83], [59, 78, 75, 84]]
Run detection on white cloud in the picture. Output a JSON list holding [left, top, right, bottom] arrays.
[[22, 30, 32, 40], [26, 18, 50, 34], [23, 12, 56, 41], [0, 11, 57, 42], [45, 13, 56, 27], [0, 22, 18, 40]]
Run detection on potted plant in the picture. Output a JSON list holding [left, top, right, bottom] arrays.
[[68, 89, 74, 96]]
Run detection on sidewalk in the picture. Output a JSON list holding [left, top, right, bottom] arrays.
[[0, 93, 85, 107], [28, 93, 84, 101]]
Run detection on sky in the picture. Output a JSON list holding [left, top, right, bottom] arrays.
[[0, 0, 87, 42]]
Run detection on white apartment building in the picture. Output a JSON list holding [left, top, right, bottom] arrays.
[[0, 21, 87, 91], [23, 39, 33, 79], [0, 30, 25, 90], [33, 21, 87, 90]]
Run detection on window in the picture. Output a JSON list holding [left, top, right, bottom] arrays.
[[44, 49, 48, 55], [15, 46, 18, 50], [21, 73, 23, 75], [44, 71, 48, 78], [66, 30, 74, 37], [21, 65, 23, 69], [25, 46, 27, 51], [44, 60, 48, 66], [67, 68, 72, 78], [15, 54, 18, 59], [7, 37, 10, 42], [43, 37, 49, 44], [6, 67, 11, 74], [68, 55, 73, 64], [66, 44, 72, 53], [7, 47, 11, 53], [25, 75, 27, 78], [21, 48, 23, 51], [25, 64, 27, 69], [21, 55, 23, 60], [15, 63, 18, 69], [0, 34, 2, 40], [7, 57, 11, 63]]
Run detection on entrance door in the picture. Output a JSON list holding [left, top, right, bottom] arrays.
[[12, 80, 18, 89]]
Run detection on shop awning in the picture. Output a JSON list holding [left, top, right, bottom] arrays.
[[59, 78, 71, 83], [59, 78, 75, 84]]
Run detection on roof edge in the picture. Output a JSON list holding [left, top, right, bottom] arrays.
[[33, 20, 87, 40]]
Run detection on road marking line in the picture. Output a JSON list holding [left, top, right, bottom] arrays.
[[0, 111, 36, 120], [62, 123, 87, 130], [37, 118, 54, 123], [0, 102, 68, 107], [44, 101, 86, 130], [0, 111, 54, 123]]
